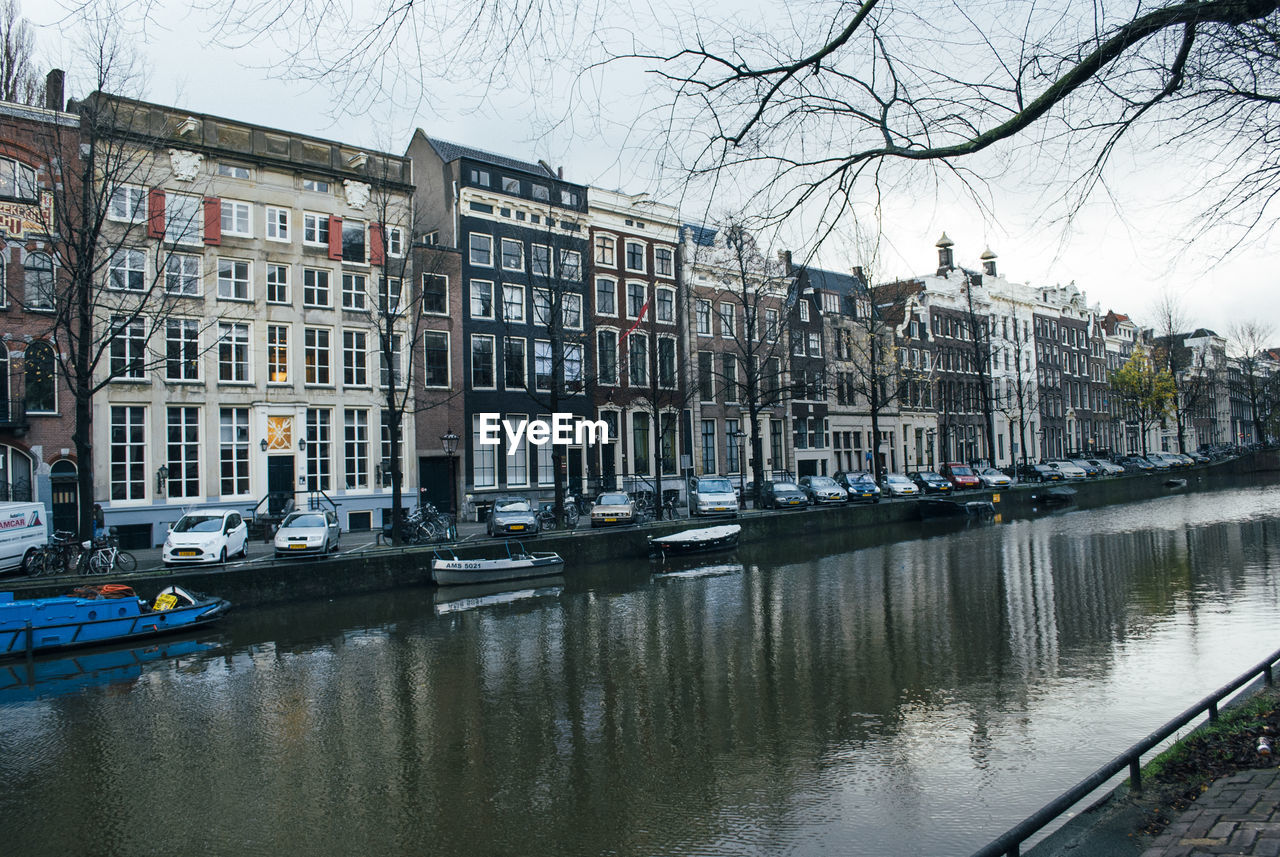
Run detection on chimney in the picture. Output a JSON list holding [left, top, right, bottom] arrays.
[[852, 265, 864, 282], [777, 249, 792, 272], [45, 69, 65, 112], [981, 246, 997, 277], [936, 232, 954, 274]]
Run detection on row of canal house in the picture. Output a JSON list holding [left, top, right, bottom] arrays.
[[0, 77, 1264, 546]]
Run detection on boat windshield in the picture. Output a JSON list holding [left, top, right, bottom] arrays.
[[173, 514, 223, 533], [697, 478, 733, 493], [597, 493, 630, 506], [283, 513, 326, 528], [494, 499, 531, 512]]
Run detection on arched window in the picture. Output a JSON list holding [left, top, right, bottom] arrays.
[[24, 340, 55, 413], [24, 252, 54, 310]]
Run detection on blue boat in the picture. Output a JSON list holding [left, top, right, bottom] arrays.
[[0, 584, 230, 658]]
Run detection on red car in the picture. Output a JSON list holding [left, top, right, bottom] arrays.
[[940, 462, 982, 491]]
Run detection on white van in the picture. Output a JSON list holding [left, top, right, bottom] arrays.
[[688, 476, 740, 518], [0, 502, 48, 574]]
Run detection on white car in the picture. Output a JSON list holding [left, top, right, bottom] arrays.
[[1086, 458, 1126, 476], [1045, 460, 1087, 479], [975, 467, 1013, 488], [881, 473, 920, 497], [274, 510, 341, 558], [163, 508, 249, 566]]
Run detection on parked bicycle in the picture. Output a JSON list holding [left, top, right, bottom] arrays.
[[536, 501, 580, 530], [81, 535, 137, 575], [26, 530, 79, 576]]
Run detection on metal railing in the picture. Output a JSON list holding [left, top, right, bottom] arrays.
[[970, 646, 1280, 857], [0, 398, 26, 429]]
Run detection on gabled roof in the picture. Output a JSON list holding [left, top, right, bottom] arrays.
[[799, 265, 866, 296], [426, 136, 556, 178], [681, 223, 718, 247]]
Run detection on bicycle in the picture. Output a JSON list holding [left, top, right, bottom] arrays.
[[536, 503, 580, 531], [81, 538, 137, 575], [29, 530, 78, 576]]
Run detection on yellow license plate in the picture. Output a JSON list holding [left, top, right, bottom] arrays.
[[510, 524, 525, 530], [605, 518, 617, 523], [178, 550, 198, 557], [289, 544, 307, 550], [714, 507, 726, 511]]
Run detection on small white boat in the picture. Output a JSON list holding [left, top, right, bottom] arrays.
[[649, 524, 741, 556], [431, 542, 564, 586]]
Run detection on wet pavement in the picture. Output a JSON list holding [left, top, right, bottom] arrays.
[[1139, 768, 1280, 857]]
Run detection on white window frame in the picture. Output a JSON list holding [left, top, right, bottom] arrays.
[[559, 249, 582, 281], [422, 274, 449, 316], [165, 193, 202, 246], [532, 288, 552, 326], [595, 276, 617, 317], [624, 240, 646, 273], [221, 199, 252, 237], [719, 302, 736, 338], [343, 408, 370, 490], [107, 184, 145, 223], [165, 318, 200, 382], [304, 326, 333, 386], [655, 246, 674, 278], [503, 336, 526, 391], [343, 329, 368, 387], [627, 282, 647, 320], [266, 263, 290, 305], [342, 272, 367, 311], [217, 321, 251, 383], [500, 238, 524, 272], [562, 292, 583, 330], [109, 316, 147, 380], [531, 244, 551, 278], [596, 328, 619, 385], [217, 258, 252, 301], [655, 286, 675, 324], [164, 253, 201, 296], [267, 324, 290, 384], [534, 340, 553, 392], [423, 331, 451, 389], [502, 283, 525, 323], [166, 405, 201, 499], [595, 234, 616, 267], [469, 233, 494, 267], [303, 268, 332, 308], [696, 299, 712, 336], [302, 211, 330, 246], [265, 206, 291, 242], [386, 226, 404, 257], [470, 333, 496, 390], [110, 405, 147, 501], [470, 279, 494, 319], [108, 249, 147, 292]]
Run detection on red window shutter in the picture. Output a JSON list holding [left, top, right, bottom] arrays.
[[147, 188, 166, 240], [203, 197, 221, 245], [369, 223, 385, 266], [328, 215, 343, 260]]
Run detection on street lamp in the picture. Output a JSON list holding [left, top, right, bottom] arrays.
[[155, 465, 168, 496], [732, 428, 747, 506], [441, 430, 459, 530]]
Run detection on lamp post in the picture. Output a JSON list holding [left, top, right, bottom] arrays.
[[441, 430, 459, 531], [732, 428, 747, 507], [155, 465, 168, 497]]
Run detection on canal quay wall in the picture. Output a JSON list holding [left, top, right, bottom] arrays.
[[3, 453, 1278, 609]]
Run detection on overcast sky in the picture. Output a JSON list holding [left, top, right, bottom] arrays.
[[28, 0, 1280, 340]]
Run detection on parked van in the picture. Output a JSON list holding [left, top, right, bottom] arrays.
[[688, 476, 740, 518], [0, 502, 48, 574]]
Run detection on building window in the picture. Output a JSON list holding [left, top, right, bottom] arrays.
[[217, 322, 250, 382], [658, 337, 676, 387], [536, 418, 554, 483], [469, 233, 493, 267], [471, 334, 495, 389], [422, 274, 448, 315], [165, 254, 201, 296], [106, 248, 147, 292], [303, 328, 332, 385], [221, 200, 251, 236], [166, 319, 200, 381], [424, 331, 450, 389], [502, 284, 525, 322], [506, 412, 529, 486], [722, 354, 739, 402], [701, 420, 717, 473], [387, 227, 404, 257], [628, 332, 648, 386], [565, 343, 582, 386], [799, 301, 810, 322], [655, 247, 674, 277], [303, 212, 329, 245], [342, 272, 367, 310], [531, 184, 549, 201], [265, 206, 290, 241], [531, 244, 551, 277], [501, 176, 520, 194], [108, 317, 146, 380], [597, 330, 618, 385], [108, 185, 145, 222], [808, 332, 822, 356], [559, 250, 581, 281], [501, 238, 523, 271], [166, 406, 200, 499], [217, 258, 251, 301], [217, 163, 250, 179], [624, 241, 645, 272], [726, 420, 741, 472], [695, 299, 712, 335], [110, 406, 146, 500], [379, 333, 404, 389], [267, 324, 289, 383], [379, 277, 402, 315], [563, 293, 582, 329], [342, 219, 366, 263], [534, 340, 553, 391], [470, 169, 490, 187], [266, 263, 289, 304], [343, 330, 367, 386], [656, 287, 674, 323], [343, 409, 369, 490], [306, 408, 332, 491], [632, 412, 651, 475], [765, 308, 779, 340], [698, 351, 714, 401], [24, 251, 54, 310], [470, 279, 494, 319], [472, 414, 497, 488], [595, 277, 616, 315], [302, 178, 330, 193], [23, 340, 55, 412], [595, 235, 615, 266], [532, 289, 552, 326], [627, 282, 647, 319], [719, 303, 736, 338], [304, 268, 331, 307], [165, 193, 202, 245]]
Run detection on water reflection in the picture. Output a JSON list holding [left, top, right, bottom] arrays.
[[2, 483, 1280, 857]]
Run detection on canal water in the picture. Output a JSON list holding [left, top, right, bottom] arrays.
[[4, 481, 1280, 857]]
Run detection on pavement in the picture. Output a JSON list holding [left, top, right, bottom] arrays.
[[1139, 768, 1280, 857]]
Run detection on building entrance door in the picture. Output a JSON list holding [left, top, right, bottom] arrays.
[[267, 456, 295, 516]]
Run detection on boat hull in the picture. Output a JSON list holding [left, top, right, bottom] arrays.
[[649, 525, 741, 556], [431, 554, 564, 586]]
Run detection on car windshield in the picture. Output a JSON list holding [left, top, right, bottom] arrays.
[[887, 475, 911, 484], [494, 499, 531, 512], [697, 478, 733, 493], [809, 477, 836, 487], [283, 513, 326, 528], [948, 465, 973, 476], [597, 493, 629, 506], [773, 482, 799, 491], [851, 475, 876, 486], [917, 472, 940, 480], [174, 514, 223, 533]]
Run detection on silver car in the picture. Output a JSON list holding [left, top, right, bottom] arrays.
[[487, 497, 540, 537], [798, 475, 847, 504], [274, 510, 341, 558]]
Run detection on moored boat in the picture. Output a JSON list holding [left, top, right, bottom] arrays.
[[431, 542, 565, 586], [0, 584, 230, 659], [918, 499, 996, 520], [1030, 486, 1077, 508], [649, 524, 741, 556]]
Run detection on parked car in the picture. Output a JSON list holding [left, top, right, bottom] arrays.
[[486, 496, 540, 537], [798, 475, 847, 505], [1021, 463, 1064, 482], [1145, 452, 1181, 469], [939, 462, 982, 491], [274, 510, 341, 558], [760, 480, 809, 509], [689, 476, 740, 517], [1069, 458, 1102, 478], [590, 492, 637, 528], [163, 508, 249, 566], [1086, 458, 1125, 476], [975, 466, 1013, 488], [1175, 453, 1198, 466], [1117, 456, 1155, 472], [0, 502, 48, 574], [881, 473, 920, 497], [1045, 460, 1088, 479], [834, 471, 881, 503], [908, 471, 953, 494]]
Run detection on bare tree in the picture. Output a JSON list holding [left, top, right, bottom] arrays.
[[1228, 319, 1275, 444], [993, 315, 1041, 469], [1151, 291, 1212, 453], [0, 0, 41, 106]]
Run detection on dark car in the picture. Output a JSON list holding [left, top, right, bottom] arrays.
[[798, 475, 847, 505], [1017, 463, 1064, 483], [1117, 456, 1155, 472], [1069, 458, 1102, 478], [760, 479, 808, 509], [909, 471, 953, 494], [939, 462, 982, 491], [486, 496, 540, 537], [835, 471, 881, 503]]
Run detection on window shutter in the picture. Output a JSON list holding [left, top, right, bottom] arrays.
[[203, 197, 221, 245], [328, 215, 343, 260], [147, 188, 166, 239], [369, 223, 385, 266]]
